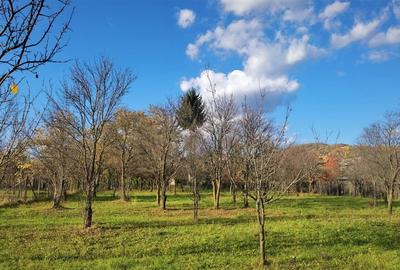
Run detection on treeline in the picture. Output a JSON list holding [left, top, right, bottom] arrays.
[[290, 123, 400, 216], [0, 58, 307, 212], [1, 58, 399, 266]]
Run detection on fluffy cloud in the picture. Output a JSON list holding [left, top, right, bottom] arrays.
[[319, 1, 350, 30], [181, 70, 298, 97], [369, 26, 400, 47], [319, 1, 350, 20], [331, 18, 381, 48], [283, 7, 315, 23], [186, 19, 324, 69], [180, 70, 298, 111], [286, 35, 324, 64], [186, 19, 263, 59], [186, 44, 199, 59], [177, 9, 196, 28], [182, 19, 324, 109]]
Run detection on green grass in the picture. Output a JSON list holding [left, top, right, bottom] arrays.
[[0, 191, 399, 269]]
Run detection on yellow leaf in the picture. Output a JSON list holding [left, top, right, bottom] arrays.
[[10, 83, 18, 95]]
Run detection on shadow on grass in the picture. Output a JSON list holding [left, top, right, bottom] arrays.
[[99, 214, 255, 230], [0, 197, 50, 209], [66, 193, 120, 202], [133, 193, 192, 203], [0, 192, 122, 208], [274, 196, 400, 210]]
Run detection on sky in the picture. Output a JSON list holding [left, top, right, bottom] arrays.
[[28, 0, 400, 144]]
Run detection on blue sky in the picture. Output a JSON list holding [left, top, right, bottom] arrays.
[[29, 0, 400, 144]]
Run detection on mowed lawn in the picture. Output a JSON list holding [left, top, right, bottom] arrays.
[[1, 191, 400, 270]]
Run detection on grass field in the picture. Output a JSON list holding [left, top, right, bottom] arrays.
[[0, 191, 400, 269]]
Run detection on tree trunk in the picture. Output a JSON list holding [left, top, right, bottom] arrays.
[[17, 178, 22, 198], [84, 179, 94, 228], [37, 179, 41, 199], [53, 191, 62, 209], [156, 182, 161, 206], [121, 162, 129, 201], [84, 196, 93, 228], [230, 181, 237, 205], [93, 175, 99, 198], [31, 178, 38, 201], [191, 174, 199, 222], [387, 186, 394, 215], [23, 176, 28, 202], [256, 192, 267, 267], [212, 179, 221, 209], [161, 180, 167, 210], [47, 185, 51, 199], [52, 175, 61, 208], [62, 178, 67, 201], [243, 183, 249, 208]]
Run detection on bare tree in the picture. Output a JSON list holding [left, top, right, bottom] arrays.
[[0, 89, 39, 184], [146, 102, 181, 210], [32, 111, 75, 208], [0, 0, 72, 187], [239, 98, 306, 266], [285, 144, 322, 194], [345, 149, 377, 203], [113, 109, 141, 201], [225, 123, 240, 205], [202, 73, 237, 209], [359, 111, 400, 215], [52, 57, 135, 228], [0, 0, 72, 87]]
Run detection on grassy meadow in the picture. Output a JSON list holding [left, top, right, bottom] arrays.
[[0, 191, 400, 269]]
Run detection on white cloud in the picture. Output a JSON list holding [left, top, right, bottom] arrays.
[[180, 70, 299, 109], [286, 35, 325, 64], [367, 50, 391, 62], [180, 70, 299, 95], [319, 1, 349, 30], [283, 7, 315, 23], [182, 19, 324, 109], [220, 0, 309, 16], [177, 9, 196, 28], [186, 19, 323, 70], [331, 18, 381, 48], [185, 19, 263, 59], [219, 0, 274, 15], [319, 1, 350, 20], [186, 43, 199, 59], [369, 26, 400, 47]]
